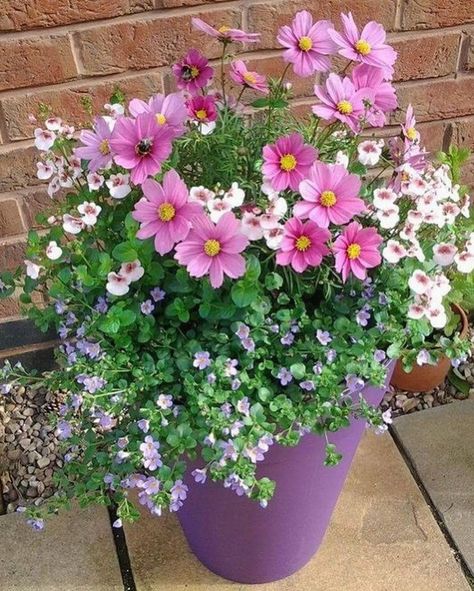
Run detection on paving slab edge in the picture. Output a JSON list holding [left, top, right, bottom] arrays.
[[108, 505, 137, 591]]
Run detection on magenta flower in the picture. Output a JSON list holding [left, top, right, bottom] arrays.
[[333, 221, 382, 282], [277, 11, 336, 77], [192, 17, 260, 44], [110, 113, 174, 185], [328, 13, 397, 80], [74, 117, 113, 172], [313, 73, 372, 133], [172, 49, 214, 95], [351, 64, 397, 127], [128, 92, 187, 138], [132, 170, 203, 255], [295, 161, 365, 228], [187, 95, 217, 123], [229, 60, 269, 94], [175, 212, 249, 288], [276, 217, 330, 273], [262, 133, 317, 192]]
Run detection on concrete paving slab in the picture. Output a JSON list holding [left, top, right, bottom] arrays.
[[393, 399, 474, 576], [0, 505, 123, 591], [125, 431, 471, 591]]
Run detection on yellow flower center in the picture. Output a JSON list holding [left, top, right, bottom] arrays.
[[155, 113, 167, 125], [204, 239, 221, 256], [158, 202, 176, 222], [401, 171, 410, 182], [219, 25, 231, 34], [195, 109, 208, 120], [337, 100, 353, 115], [295, 235, 311, 252], [243, 71, 257, 85], [320, 190, 337, 207], [99, 139, 110, 155], [355, 39, 371, 55], [406, 127, 417, 141], [280, 153, 297, 171], [347, 243, 361, 260], [190, 66, 200, 78], [298, 36, 313, 51]]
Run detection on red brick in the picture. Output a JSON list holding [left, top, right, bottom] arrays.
[[0, 199, 25, 238], [75, 8, 241, 76], [462, 156, 474, 189], [391, 31, 461, 81], [21, 187, 61, 229], [0, 0, 154, 31], [157, 0, 227, 6], [464, 32, 474, 71], [247, 0, 397, 50], [0, 296, 21, 320], [393, 77, 474, 124], [1, 71, 164, 141], [453, 117, 474, 149], [0, 144, 39, 193], [402, 0, 474, 30], [0, 35, 77, 92], [0, 240, 26, 271]]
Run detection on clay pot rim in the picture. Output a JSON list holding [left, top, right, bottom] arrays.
[[452, 303, 469, 340]]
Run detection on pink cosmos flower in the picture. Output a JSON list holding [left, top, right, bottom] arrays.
[[328, 13, 397, 80], [262, 133, 317, 192], [132, 170, 203, 255], [402, 104, 420, 144], [276, 218, 331, 273], [333, 221, 382, 282], [74, 117, 113, 172], [109, 113, 174, 185], [313, 74, 373, 133], [295, 161, 365, 227], [174, 212, 249, 288], [192, 17, 260, 44], [351, 64, 397, 127], [128, 92, 187, 138], [187, 95, 217, 123], [229, 61, 269, 94], [277, 11, 336, 77], [172, 49, 214, 95]]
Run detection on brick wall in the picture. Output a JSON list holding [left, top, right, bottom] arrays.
[[0, 0, 473, 320]]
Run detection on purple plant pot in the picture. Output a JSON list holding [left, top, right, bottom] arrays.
[[178, 361, 395, 584]]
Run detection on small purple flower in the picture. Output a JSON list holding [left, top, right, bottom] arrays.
[[235, 323, 250, 340], [236, 396, 250, 416], [281, 332, 294, 346], [27, 518, 45, 531], [277, 367, 293, 386], [313, 361, 323, 375], [220, 402, 232, 417], [193, 351, 211, 370], [82, 375, 107, 394], [416, 349, 431, 366], [115, 450, 130, 464], [207, 372, 216, 384], [204, 432, 216, 446], [345, 374, 365, 392], [137, 419, 150, 433], [0, 383, 12, 395], [96, 411, 117, 431], [95, 296, 109, 314], [171, 479, 188, 502], [230, 420, 244, 437], [112, 519, 123, 528], [58, 324, 69, 340], [269, 323, 279, 333], [356, 308, 371, 327], [224, 358, 238, 377], [326, 349, 337, 363], [104, 473, 115, 485], [192, 468, 207, 483], [244, 446, 265, 463], [141, 299, 155, 315], [374, 349, 386, 363], [231, 378, 241, 391], [379, 293, 388, 305], [65, 312, 77, 326], [150, 286, 166, 302], [140, 436, 162, 471], [382, 409, 393, 424], [157, 393, 173, 409], [76, 324, 86, 338], [241, 337, 255, 352], [224, 473, 249, 496], [221, 439, 238, 461], [56, 420, 72, 440], [54, 300, 67, 314], [117, 436, 128, 449], [258, 434, 273, 452], [290, 323, 300, 334], [300, 380, 315, 391], [140, 476, 161, 495], [316, 329, 332, 345]]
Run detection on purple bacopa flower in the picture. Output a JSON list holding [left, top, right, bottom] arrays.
[[103, 473, 115, 486], [244, 446, 265, 463], [221, 439, 238, 461], [290, 323, 300, 334], [157, 393, 173, 409], [316, 329, 332, 345], [0, 383, 12, 395], [378, 293, 388, 305], [203, 432, 216, 446], [137, 418, 150, 433], [82, 376, 107, 394], [258, 434, 273, 452], [150, 286, 166, 302], [112, 519, 123, 528], [345, 374, 365, 392], [416, 349, 431, 366], [230, 420, 244, 437], [54, 300, 67, 314], [193, 351, 211, 370], [224, 358, 239, 377], [141, 299, 155, 315], [235, 323, 250, 340], [77, 340, 102, 360], [269, 323, 279, 333], [140, 436, 162, 471], [374, 349, 386, 363], [56, 420, 72, 440], [94, 296, 109, 314], [224, 473, 249, 496], [65, 312, 77, 326], [117, 436, 128, 449], [382, 409, 393, 425], [27, 518, 45, 531], [326, 349, 337, 363], [356, 308, 371, 327], [76, 324, 86, 338], [281, 331, 294, 346], [277, 367, 293, 386], [96, 411, 117, 431], [241, 337, 255, 352], [115, 450, 131, 464], [192, 468, 207, 484], [58, 324, 69, 340], [236, 396, 250, 416], [139, 476, 161, 496], [207, 372, 216, 384], [451, 355, 467, 368], [300, 380, 315, 391], [230, 378, 241, 391], [313, 361, 323, 375], [220, 402, 232, 417], [171, 480, 188, 502]]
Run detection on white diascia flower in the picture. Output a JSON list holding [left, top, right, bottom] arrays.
[[454, 251, 474, 274], [62, 214, 85, 235], [376, 205, 399, 229], [334, 150, 349, 168], [106, 173, 131, 199], [44, 117, 62, 131], [425, 305, 447, 329], [223, 183, 245, 208], [373, 187, 397, 211], [263, 225, 284, 250], [36, 161, 55, 180], [408, 270, 431, 295], [241, 211, 263, 241], [432, 243, 457, 267], [106, 272, 130, 296], [189, 186, 215, 205], [25, 260, 42, 279], [34, 128, 56, 151], [382, 240, 406, 263], [104, 103, 125, 118], [357, 139, 383, 166], [87, 172, 105, 191], [78, 201, 102, 226], [46, 241, 62, 261], [119, 260, 144, 283], [207, 197, 233, 222]]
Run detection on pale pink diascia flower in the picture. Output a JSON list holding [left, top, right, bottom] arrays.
[[120, 260, 144, 283], [34, 128, 56, 151], [74, 117, 113, 172], [313, 74, 373, 133], [192, 17, 260, 44], [295, 161, 364, 228], [46, 241, 62, 261], [25, 260, 42, 279], [382, 239, 406, 263], [109, 113, 174, 185], [106, 272, 130, 296], [187, 95, 217, 123], [229, 61, 269, 94], [132, 170, 203, 255], [172, 49, 214, 95], [357, 139, 383, 166], [106, 173, 131, 199], [351, 64, 397, 127], [78, 201, 102, 226], [128, 92, 187, 138], [433, 243, 457, 266], [333, 221, 382, 282], [328, 13, 397, 79], [277, 11, 336, 77], [276, 217, 331, 273], [174, 212, 249, 288], [241, 211, 264, 241], [262, 133, 317, 192]]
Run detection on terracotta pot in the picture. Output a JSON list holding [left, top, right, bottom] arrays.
[[390, 304, 469, 393]]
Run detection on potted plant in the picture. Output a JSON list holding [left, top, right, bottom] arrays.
[[0, 10, 471, 584]]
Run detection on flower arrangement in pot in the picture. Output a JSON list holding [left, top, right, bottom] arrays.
[[0, 9, 472, 584]]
